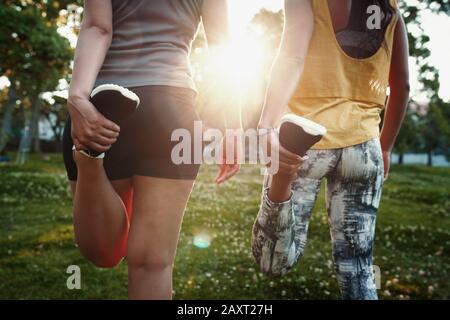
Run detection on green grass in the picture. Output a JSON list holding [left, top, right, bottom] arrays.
[[0, 153, 449, 300]]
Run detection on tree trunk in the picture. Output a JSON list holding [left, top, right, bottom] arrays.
[[17, 98, 41, 164], [399, 153, 404, 165], [427, 150, 433, 167], [0, 83, 17, 152], [30, 100, 41, 153], [16, 106, 31, 165]]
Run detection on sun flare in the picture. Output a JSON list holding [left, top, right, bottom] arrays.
[[194, 30, 272, 119], [189, 2, 283, 121], [212, 35, 268, 85]]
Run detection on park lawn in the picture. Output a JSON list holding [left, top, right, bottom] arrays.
[[0, 153, 449, 300]]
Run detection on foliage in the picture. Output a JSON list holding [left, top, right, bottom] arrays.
[[2, 0, 83, 22], [393, 2, 450, 160], [393, 110, 421, 159], [250, 9, 284, 52], [419, 99, 450, 156], [0, 4, 73, 95]]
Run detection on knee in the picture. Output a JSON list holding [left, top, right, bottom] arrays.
[[337, 213, 376, 257], [80, 249, 123, 269], [252, 228, 305, 277], [92, 258, 122, 269], [74, 229, 127, 269], [127, 252, 174, 273], [332, 236, 374, 275], [76, 239, 125, 269], [340, 230, 375, 259]]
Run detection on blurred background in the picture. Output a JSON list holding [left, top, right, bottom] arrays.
[[0, 0, 449, 300]]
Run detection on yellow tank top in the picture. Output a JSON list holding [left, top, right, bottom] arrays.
[[288, 0, 399, 149]]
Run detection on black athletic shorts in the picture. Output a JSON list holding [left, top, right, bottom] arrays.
[[62, 86, 201, 181]]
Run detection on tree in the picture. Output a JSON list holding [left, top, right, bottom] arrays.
[[0, 81, 17, 152], [419, 99, 450, 166], [0, 3, 74, 161], [393, 110, 421, 164], [2, 0, 83, 23], [250, 9, 284, 52], [393, 1, 450, 165]]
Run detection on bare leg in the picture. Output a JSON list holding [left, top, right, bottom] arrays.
[[71, 150, 133, 268], [127, 176, 195, 300]]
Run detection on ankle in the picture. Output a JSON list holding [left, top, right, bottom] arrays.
[[268, 174, 295, 203], [267, 189, 291, 203], [73, 149, 104, 169]]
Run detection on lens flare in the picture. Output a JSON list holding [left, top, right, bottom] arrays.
[[193, 233, 212, 249]]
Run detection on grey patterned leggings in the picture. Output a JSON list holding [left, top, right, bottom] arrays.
[[252, 139, 384, 300]]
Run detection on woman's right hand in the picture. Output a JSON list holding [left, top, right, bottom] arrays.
[[68, 96, 120, 152]]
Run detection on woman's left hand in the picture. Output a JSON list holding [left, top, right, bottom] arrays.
[[215, 132, 241, 184]]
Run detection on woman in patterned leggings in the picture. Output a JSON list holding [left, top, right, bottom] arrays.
[[249, 0, 410, 300]]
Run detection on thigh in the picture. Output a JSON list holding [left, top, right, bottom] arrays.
[[289, 149, 338, 245], [126, 175, 195, 266], [326, 139, 384, 250], [291, 148, 340, 220]]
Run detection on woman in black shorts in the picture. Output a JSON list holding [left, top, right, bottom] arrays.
[[63, 0, 237, 299]]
